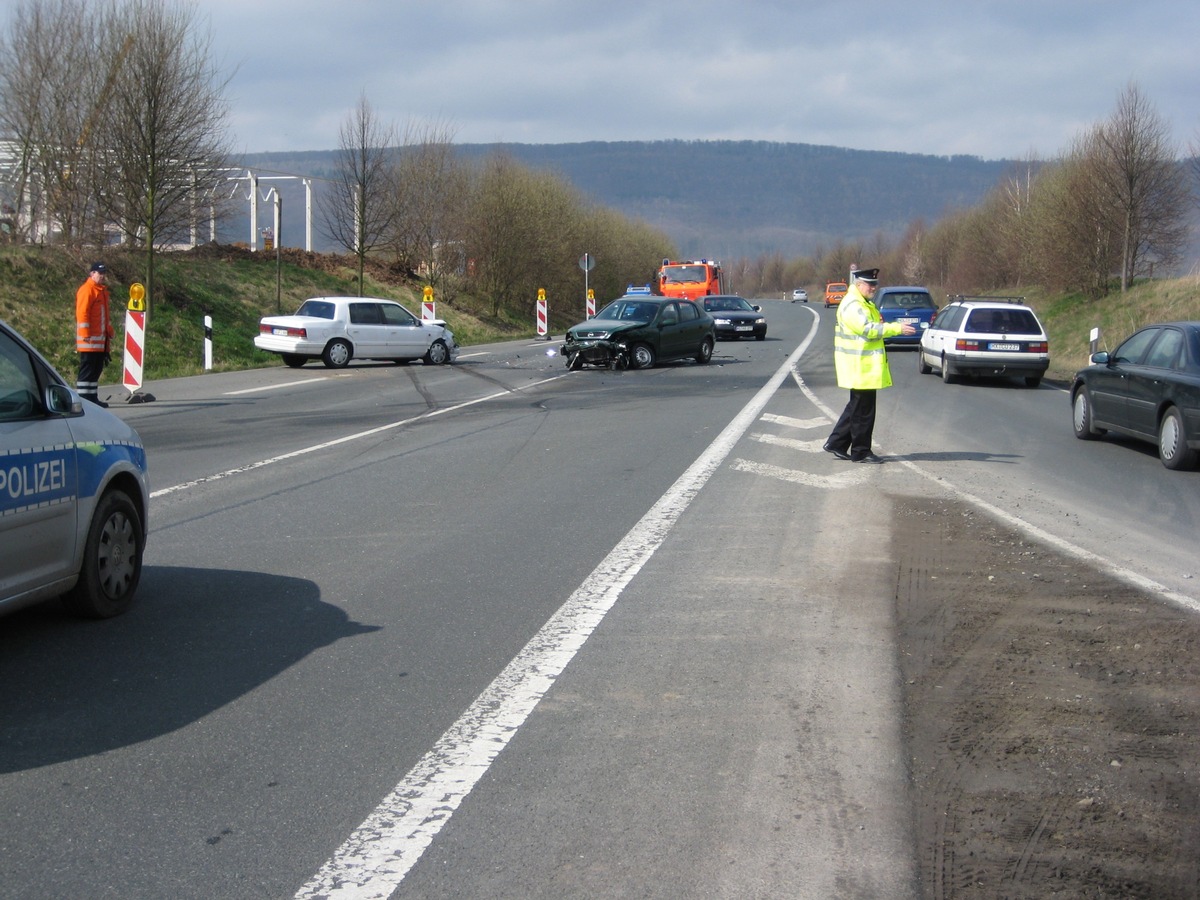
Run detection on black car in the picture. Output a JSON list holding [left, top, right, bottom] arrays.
[[563, 290, 715, 370], [1071, 321, 1200, 470], [700, 295, 767, 341]]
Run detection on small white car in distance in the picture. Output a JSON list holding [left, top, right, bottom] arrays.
[[254, 297, 458, 368]]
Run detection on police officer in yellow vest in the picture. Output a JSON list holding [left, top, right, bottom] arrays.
[[823, 267, 915, 463]]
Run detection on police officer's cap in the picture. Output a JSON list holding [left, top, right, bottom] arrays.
[[89, 261, 107, 273], [854, 267, 879, 284]]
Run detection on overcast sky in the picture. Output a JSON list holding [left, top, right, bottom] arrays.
[[204, 0, 1199, 161]]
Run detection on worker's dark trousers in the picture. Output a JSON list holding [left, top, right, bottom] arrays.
[[76, 352, 107, 403]]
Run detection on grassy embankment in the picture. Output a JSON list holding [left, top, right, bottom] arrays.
[[1019, 277, 1200, 381], [0, 244, 531, 385], [2, 244, 1198, 386]]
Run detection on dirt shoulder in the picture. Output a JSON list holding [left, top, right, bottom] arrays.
[[892, 496, 1200, 899]]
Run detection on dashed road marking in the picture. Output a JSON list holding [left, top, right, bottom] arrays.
[[732, 458, 871, 488]]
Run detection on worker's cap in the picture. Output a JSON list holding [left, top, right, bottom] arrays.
[[89, 262, 107, 273], [854, 267, 879, 284]]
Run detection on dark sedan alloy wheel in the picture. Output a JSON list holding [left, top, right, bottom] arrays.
[[630, 343, 656, 369], [1072, 388, 1102, 440], [1159, 406, 1197, 470]]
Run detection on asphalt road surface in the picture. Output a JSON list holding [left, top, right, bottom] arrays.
[[1, 301, 1196, 899]]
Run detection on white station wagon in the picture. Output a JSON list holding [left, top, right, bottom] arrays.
[[254, 297, 458, 368]]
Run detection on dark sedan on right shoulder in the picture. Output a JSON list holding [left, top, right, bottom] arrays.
[[1070, 321, 1200, 470]]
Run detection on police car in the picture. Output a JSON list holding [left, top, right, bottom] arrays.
[[0, 320, 149, 618]]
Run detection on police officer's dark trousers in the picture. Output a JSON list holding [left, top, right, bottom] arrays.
[[827, 388, 877, 459]]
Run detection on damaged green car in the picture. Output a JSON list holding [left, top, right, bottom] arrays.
[[562, 289, 716, 371]]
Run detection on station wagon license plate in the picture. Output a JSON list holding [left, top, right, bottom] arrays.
[[989, 342, 1019, 351]]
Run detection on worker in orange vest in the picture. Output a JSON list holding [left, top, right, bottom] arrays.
[[76, 261, 113, 407]]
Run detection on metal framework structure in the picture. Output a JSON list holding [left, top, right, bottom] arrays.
[[0, 140, 315, 251]]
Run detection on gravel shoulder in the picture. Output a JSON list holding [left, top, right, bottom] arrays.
[[892, 495, 1200, 899]]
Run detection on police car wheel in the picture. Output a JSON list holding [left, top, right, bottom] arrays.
[[63, 489, 144, 619]]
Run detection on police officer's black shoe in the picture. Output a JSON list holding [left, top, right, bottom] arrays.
[[823, 443, 852, 461], [852, 452, 884, 464]]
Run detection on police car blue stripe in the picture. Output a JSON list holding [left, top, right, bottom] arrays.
[[0, 445, 78, 515]]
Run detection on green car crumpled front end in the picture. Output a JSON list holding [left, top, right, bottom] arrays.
[[563, 321, 636, 370]]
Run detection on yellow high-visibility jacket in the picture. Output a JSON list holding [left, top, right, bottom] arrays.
[[833, 285, 904, 390], [75, 280, 113, 353]]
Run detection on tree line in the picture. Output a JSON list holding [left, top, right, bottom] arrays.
[[2, 0, 1194, 325], [319, 97, 675, 319], [0, 0, 677, 330], [735, 84, 1195, 301]]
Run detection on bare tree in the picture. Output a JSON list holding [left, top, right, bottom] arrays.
[[0, 0, 110, 245], [1025, 143, 1117, 297], [95, 0, 233, 320], [388, 120, 467, 298], [1090, 83, 1190, 291], [319, 93, 397, 294]]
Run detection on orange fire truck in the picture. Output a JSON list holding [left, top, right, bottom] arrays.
[[656, 258, 726, 300]]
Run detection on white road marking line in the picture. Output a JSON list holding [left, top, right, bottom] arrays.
[[293, 312, 823, 899], [760, 412, 829, 430], [224, 378, 328, 395], [749, 431, 827, 453], [150, 375, 568, 499], [732, 458, 870, 488]]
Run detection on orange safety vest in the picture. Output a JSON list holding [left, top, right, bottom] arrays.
[[76, 279, 113, 353]]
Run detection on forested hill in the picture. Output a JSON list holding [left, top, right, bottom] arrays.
[[240, 140, 1018, 259]]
